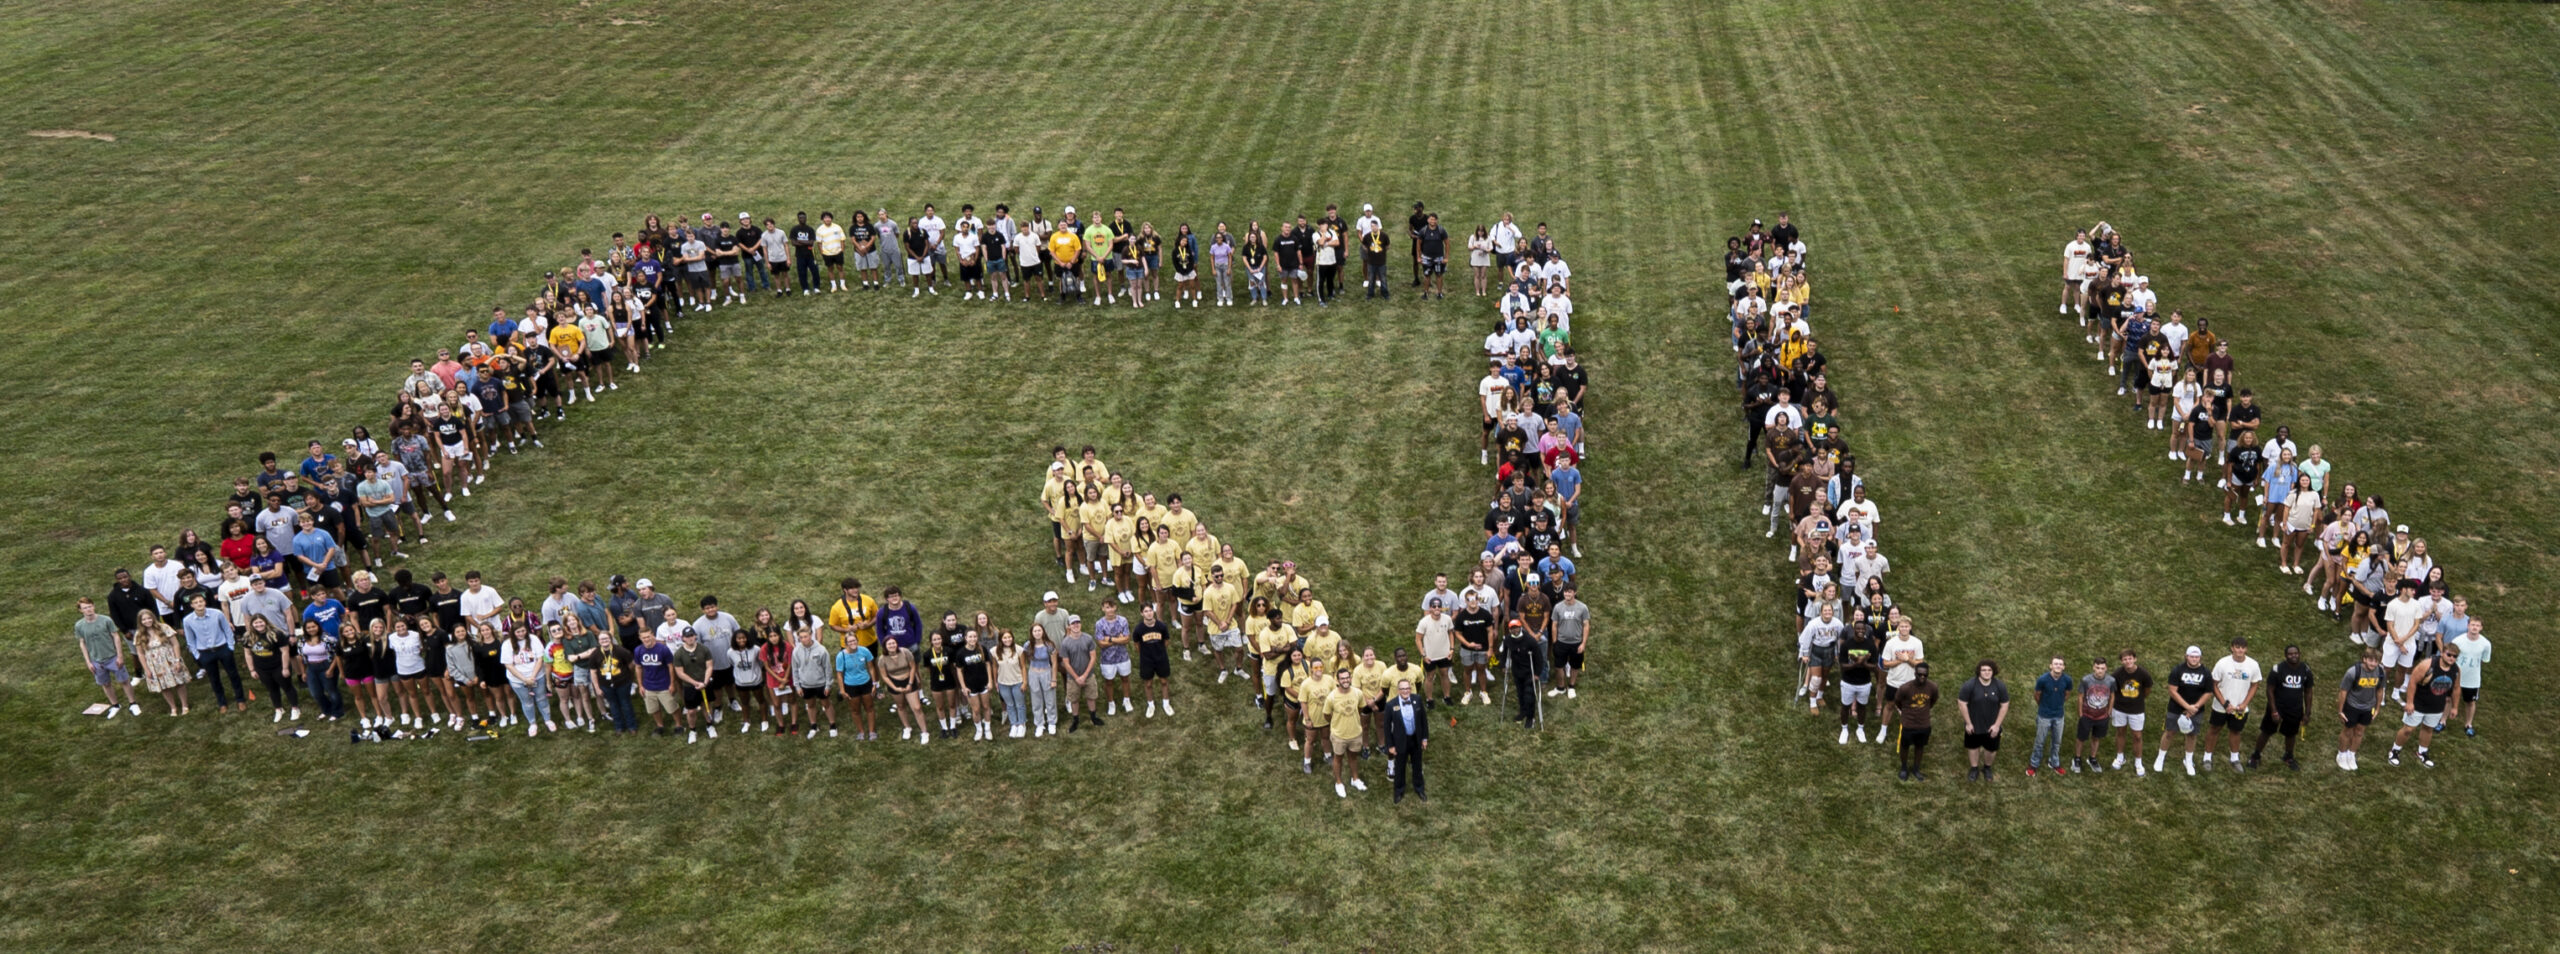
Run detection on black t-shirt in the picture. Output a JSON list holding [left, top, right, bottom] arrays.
[[1958, 678, 2010, 731], [1770, 221, 1799, 248], [431, 414, 465, 447], [347, 586, 389, 629], [392, 582, 433, 619], [1838, 634, 1879, 685], [1725, 251, 1749, 282], [1452, 610, 1494, 651], [1242, 240, 1267, 268], [849, 223, 875, 247], [2188, 406, 2215, 441], [1273, 232, 1301, 268], [2227, 403, 2261, 431], [1522, 527, 1561, 558], [1134, 620, 1169, 655], [1555, 365, 1588, 402], [905, 225, 930, 256], [735, 226, 763, 259], [713, 231, 739, 262], [790, 223, 816, 255], [2113, 665, 2152, 714], [1418, 225, 1448, 257], [2269, 660, 2314, 712], [430, 587, 465, 634], [1409, 211, 1430, 236], [982, 227, 1007, 259], [2168, 662, 2212, 707], [2229, 445, 2266, 484]]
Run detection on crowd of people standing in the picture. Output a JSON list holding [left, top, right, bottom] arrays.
[[64, 198, 1598, 807]]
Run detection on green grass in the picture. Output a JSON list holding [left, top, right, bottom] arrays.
[[5, 0, 2560, 950]]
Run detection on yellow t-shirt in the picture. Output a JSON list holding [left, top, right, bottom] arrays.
[[1103, 516, 1140, 564], [1058, 495, 1084, 537], [1301, 628, 1339, 669], [1047, 229, 1081, 266], [547, 324, 585, 356], [816, 223, 846, 256], [1213, 556, 1250, 589], [1074, 457, 1112, 486], [1250, 572, 1289, 606], [1301, 675, 1333, 726], [1352, 660, 1391, 701], [1289, 599, 1328, 635], [1136, 502, 1170, 534], [1101, 483, 1127, 512], [1325, 688, 1365, 739], [1146, 539, 1184, 577], [1257, 623, 1297, 675], [1183, 532, 1221, 569], [1078, 499, 1109, 540], [827, 595, 878, 650], [1199, 580, 1242, 628], [1158, 507, 1200, 542], [1278, 574, 1315, 603], [1041, 477, 1069, 522], [1382, 663, 1425, 699]]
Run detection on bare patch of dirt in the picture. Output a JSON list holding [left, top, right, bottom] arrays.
[[28, 129, 114, 141]]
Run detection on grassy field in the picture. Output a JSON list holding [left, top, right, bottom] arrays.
[[5, 0, 2560, 950]]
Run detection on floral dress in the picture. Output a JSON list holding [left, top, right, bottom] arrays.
[[139, 632, 190, 692]]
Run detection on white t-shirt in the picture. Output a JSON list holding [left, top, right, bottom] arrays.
[[2158, 319, 2188, 356], [2451, 633, 2491, 689], [2384, 598, 2427, 647], [951, 229, 980, 260], [816, 223, 846, 255], [2126, 287, 2157, 315], [1415, 614, 1453, 660], [459, 584, 505, 623], [1478, 375, 1509, 417], [1763, 403, 1804, 431], [1491, 222, 1521, 254], [1543, 294, 1573, 332], [2064, 239, 2092, 279], [141, 561, 184, 609], [2210, 655, 2262, 712], [760, 228, 787, 261], [1841, 553, 1889, 594], [1881, 635, 1924, 686], [1355, 214, 1381, 237], [1836, 499, 1881, 532], [918, 214, 946, 245]]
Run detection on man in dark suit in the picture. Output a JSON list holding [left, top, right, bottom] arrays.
[[1384, 678, 1430, 803]]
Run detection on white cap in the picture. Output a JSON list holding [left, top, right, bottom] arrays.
[[1067, 613, 1083, 624], [2185, 645, 2203, 657], [1063, 205, 1075, 214], [2395, 524, 2409, 533], [1315, 615, 1330, 627], [1362, 203, 1373, 212], [1042, 591, 1060, 602], [636, 578, 655, 589], [738, 212, 750, 220]]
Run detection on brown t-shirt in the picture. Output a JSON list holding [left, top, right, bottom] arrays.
[[1515, 590, 1552, 637], [877, 649, 914, 688], [1788, 470, 1825, 521], [1894, 679, 1940, 730]]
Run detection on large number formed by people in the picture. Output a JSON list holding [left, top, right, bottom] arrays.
[[1731, 212, 2493, 785], [62, 198, 1595, 806]]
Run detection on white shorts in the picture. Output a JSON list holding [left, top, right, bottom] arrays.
[[2381, 639, 2418, 668], [1210, 627, 1245, 650], [1838, 682, 1872, 706], [1098, 661, 1131, 680], [2401, 709, 2443, 730], [1131, 560, 1149, 577], [2109, 710, 2146, 731], [441, 442, 472, 461], [1262, 671, 1280, 695], [907, 258, 932, 276]]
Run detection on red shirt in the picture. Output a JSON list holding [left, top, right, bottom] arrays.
[[220, 534, 256, 569]]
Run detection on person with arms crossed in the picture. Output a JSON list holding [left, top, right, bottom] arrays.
[[2387, 642, 2459, 768], [2156, 646, 2213, 776]]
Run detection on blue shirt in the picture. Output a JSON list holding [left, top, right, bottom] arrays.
[[1539, 555, 1576, 586], [836, 646, 874, 686], [1551, 465, 1582, 504], [488, 318, 518, 341], [1397, 696, 1418, 736], [292, 527, 342, 571], [299, 454, 335, 483], [635, 643, 673, 691], [182, 609, 235, 653], [301, 598, 346, 639], [2264, 463, 2298, 504], [1554, 409, 1583, 443], [2033, 672, 2074, 719], [2435, 613, 2469, 644], [1483, 532, 1517, 559]]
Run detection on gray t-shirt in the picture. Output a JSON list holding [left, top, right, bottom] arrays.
[[2078, 672, 2114, 716], [632, 593, 676, 631], [1058, 632, 1098, 674], [233, 588, 295, 634], [2339, 662, 2383, 711], [1032, 608, 1072, 645], [74, 616, 120, 661], [693, 612, 740, 668], [358, 477, 397, 517], [1552, 600, 1590, 644]]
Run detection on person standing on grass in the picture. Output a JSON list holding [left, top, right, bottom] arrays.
[[1273, 216, 1305, 305], [297, 621, 343, 722], [1959, 660, 2011, 782], [2157, 646, 2213, 776], [1414, 598, 1456, 709], [993, 630, 1028, 738], [1094, 602, 1134, 717], [792, 624, 838, 738], [1324, 668, 1369, 798], [182, 594, 245, 715], [2207, 638, 2263, 772], [501, 624, 555, 738], [2062, 229, 2093, 317], [2028, 657, 2072, 778], [1243, 221, 1271, 305], [1878, 619, 1923, 747], [2247, 644, 2313, 770], [2072, 657, 2114, 774], [1210, 222, 1234, 307], [1385, 678, 1429, 803], [1058, 616, 1100, 732], [1503, 619, 1542, 728], [136, 615, 191, 716], [2388, 642, 2459, 769], [1358, 205, 1390, 300], [669, 626, 716, 743], [242, 616, 300, 723], [634, 627, 677, 737], [2222, 430, 2266, 528], [1479, 358, 1512, 467], [2334, 646, 2384, 770], [1835, 625, 1879, 744], [1796, 602, 1843, 712], [2451, 617, 2490, 737], [1134, 603, 1174, 718], [73, 597, 140, 717], [1201, 563, 1246, 682], [1892, 662, 1940, 782]]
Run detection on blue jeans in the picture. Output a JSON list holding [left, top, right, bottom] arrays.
[[508, 678, 552, 725], [794, 254, 820, 290], [2033, 716, 2067, 769], [742, 258, 773, 291], [600, 682, 636, 731], [998, 683, 1026, 726], [305, 664, 343, 719]]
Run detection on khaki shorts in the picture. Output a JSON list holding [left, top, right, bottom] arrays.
[[1330, 735, 1363, 756], [643, 688, 678, 714]]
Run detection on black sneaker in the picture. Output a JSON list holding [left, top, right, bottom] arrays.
[[2283, 757, 2300, 771], [1089, 714, 1104, 727], [2417, 751, 2436, 768], [1067, 718, 1080, 734], [2246, 755, 2261, 770], [1897, 769, 1911, 782]]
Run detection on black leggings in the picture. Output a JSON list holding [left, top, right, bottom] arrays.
[[254, 665, 300, 709], [1318, 263, 1343, 301]]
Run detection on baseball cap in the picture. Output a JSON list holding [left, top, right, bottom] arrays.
[[1507, 619, 1524, 629], [1314, 615, 1330, 627], [636, 578, 655, 589], [1362, 203, 1374, 212], [738, 212, 750, 221], [2184, 645, 2203, 657], [1042, 591, 1060, 602], [1068, 613, 1083, 624], [1063, 205, 1075, 214], [609, 574, 627, 586], [2395, 524, 2409, 533]]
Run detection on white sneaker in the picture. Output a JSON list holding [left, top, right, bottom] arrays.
[[545, 720, 559, 734], [759, 720, 770, 733], [1838, 725, 1849, 745], [1549, 688, 1565, 697], [1855, 725, 1867, 743], [687, 729, 698, 744], [290, 708, 300, 720], [1215, 670, 1229, 684], [2183, 755, 2195, 776], [2135, 762, 2147, 777], [918, 730, 930, 746], [273, 709, 283, 723], [901, 726, 912, 739], [1350, 778, 1367, 792], [2111, 753, 2125, 769], [1162, 700, 1174, 716], [1567, 688, 1576, 699], [529, 724, 540, 738], [1145, 702, 1157, 718], [1336, 783, 1348, 798]]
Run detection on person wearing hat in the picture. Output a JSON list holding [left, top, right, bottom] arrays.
[[2158, 645, 2214, 775], [670, 624, 716, 743], [1891, 661, 1940, 781], [1055, 614, 1100, 731], [2388, 640, 2461, 768]]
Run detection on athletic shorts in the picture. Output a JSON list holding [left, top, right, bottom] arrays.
[[1459, 649, 1489, 667], [1839, 681, 1872, 706], [2109, 710, 2146, 731], [2171, 710, 2203, 734], [907, 258, 932, 276], [686, 271, 710, 287], [2211, 709, 2248, 731], [717, 263, 742, 278], [1210, 628, 1245, 651], [1330, 735, 1362, 756], [2341, 706, 2373, 726], [1483, 415, 1499, 434], [1098, 660, 1131, 680], [1424, 657, 1452, 672], [1138, 650, 1171, 680], [2381, 639, 2418, 668], [2401, 709, 2444, 730], [1173, 271, 1196, 282], [681, 687, 708, 711], [1804, 644, 1836, 668], [846, 681, 876, 697], [2077, 716, 2110, 740], [959, 262, 983, 281], [825, 252, 848, 267], [1553, 642, 1585, 668], [508, 403, 532, 425], [2260, 707, 2303, 737], [440, 441, 471, 461], [91, 658, 128, 685], [1898, 727, 1932, 753], [1423, 256, 1447, 275], [1262, 671, 1281, 695], [643, 689, 677, 714], [2460, 686, 2480, 702], [1963, 731, 2000, 751]]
